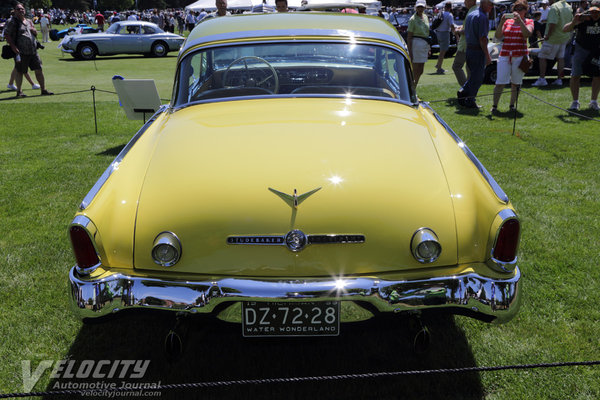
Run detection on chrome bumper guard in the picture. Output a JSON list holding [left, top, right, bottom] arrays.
[[69, 266, 521, 324]]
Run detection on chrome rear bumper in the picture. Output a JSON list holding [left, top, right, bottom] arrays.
[[69, 266, 521, 324]]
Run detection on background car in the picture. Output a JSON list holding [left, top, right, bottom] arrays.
[[60, 21, 185, 60], [390, 13, 411, 40], [484, 40, 572, 83], [68, 13, 521, 345], [49, 24, 99, 41]]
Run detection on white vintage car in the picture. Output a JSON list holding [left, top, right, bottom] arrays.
[[60, 21, 185, 60]]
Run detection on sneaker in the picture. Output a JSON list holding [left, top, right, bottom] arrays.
[[436, 68, 446, 75], [590, 100, 600, 111], [7, 83, 17, 91], [490, 105, 499, 114], [568, 100, 580, 111], [31, 83, 40, 89], [552, 78, 563, 86], [532, 78, 548, 87]]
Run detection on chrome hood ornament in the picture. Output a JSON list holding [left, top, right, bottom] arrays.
[[269, 187, 322, 209]]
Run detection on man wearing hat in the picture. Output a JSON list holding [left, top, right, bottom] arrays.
[[562, 0, 600, 110]]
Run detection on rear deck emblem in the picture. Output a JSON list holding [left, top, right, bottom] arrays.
[[285, 230, 308, 252], [269, 187, 322, 209]]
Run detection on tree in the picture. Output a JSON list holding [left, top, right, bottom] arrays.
[[97, 0, 134, 11], [29, 0, 53, 11], [52, 0, 91, 10], [138, 0, 167, 9]]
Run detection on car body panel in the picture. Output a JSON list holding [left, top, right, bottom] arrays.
[[131, 98, 458, 276]]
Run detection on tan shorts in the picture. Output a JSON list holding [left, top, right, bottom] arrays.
[[411, 37, 430, 64], [538, 41, 567, 60]]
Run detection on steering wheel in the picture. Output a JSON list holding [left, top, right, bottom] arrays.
[[222, 56, 279, 94]]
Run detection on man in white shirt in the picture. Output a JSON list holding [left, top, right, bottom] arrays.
[[39, 13, 51, 43], [540, 0, 550, 22], [434, 2, 456, 74]]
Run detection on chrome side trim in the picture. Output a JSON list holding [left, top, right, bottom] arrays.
[[488, 209, 520, 273], [69, 266, 521, 324], [421, 102, 509, 204], [79, 105, 168, 210], [69, 215, 102, 276]]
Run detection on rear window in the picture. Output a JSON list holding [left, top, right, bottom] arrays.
[[174, 41, 414, 106]]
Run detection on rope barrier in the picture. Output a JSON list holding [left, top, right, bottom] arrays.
[[0, 87, 170, 102], [1, 86, 598, 124], [1, 360, 598, 398]]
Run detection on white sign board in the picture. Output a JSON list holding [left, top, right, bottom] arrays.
[[112, 78, 162, 121]]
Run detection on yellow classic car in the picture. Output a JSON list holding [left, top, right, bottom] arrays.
[[68, 13, 521, 341]]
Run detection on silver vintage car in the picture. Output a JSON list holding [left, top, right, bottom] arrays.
[[60, 21, 185, 60]]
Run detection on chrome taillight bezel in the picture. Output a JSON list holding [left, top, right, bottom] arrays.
[[488, 209, 520, 273], [69, 215, 101, 275]]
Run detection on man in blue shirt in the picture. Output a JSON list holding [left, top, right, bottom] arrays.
[[457, 0, 493, 108]]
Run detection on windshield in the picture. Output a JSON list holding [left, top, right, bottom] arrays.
[[174, 42, 414, 106], [106, 23, 164, 34]]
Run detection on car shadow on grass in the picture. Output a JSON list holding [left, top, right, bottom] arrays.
[[45, 311, 484, 400], [58, 55, 178, 62], [96, 144, 126, 157]]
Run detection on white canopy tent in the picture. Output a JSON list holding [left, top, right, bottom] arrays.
[[185, 0, 304, 11]]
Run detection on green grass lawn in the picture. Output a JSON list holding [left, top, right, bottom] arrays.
[[1, 40, 599, 399]]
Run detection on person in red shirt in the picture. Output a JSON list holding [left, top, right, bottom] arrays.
[[491, 0, 533, 113], [95, 12, 105, 31]]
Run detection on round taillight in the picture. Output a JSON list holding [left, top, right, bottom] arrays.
[[493, 219, 520, 262], [69, 225, 99, 269], [152, 232, 182, 267], [411, 228, 442, 263]]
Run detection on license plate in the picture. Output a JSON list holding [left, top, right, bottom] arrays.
[[242, 301, 340, 337]]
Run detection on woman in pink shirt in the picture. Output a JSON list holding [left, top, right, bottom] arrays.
[[491, 0, 534, 113]]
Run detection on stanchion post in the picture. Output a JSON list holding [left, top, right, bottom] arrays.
[[512, 85, 520, 136], [91, 85, 98, 135]]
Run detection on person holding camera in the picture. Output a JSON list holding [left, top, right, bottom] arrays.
[[4, 3, 52, 98], [490, 0, 533, 114], [563, 0, 600, 111]]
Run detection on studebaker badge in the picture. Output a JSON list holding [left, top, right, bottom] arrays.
[[227, 230, 366, 252]]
